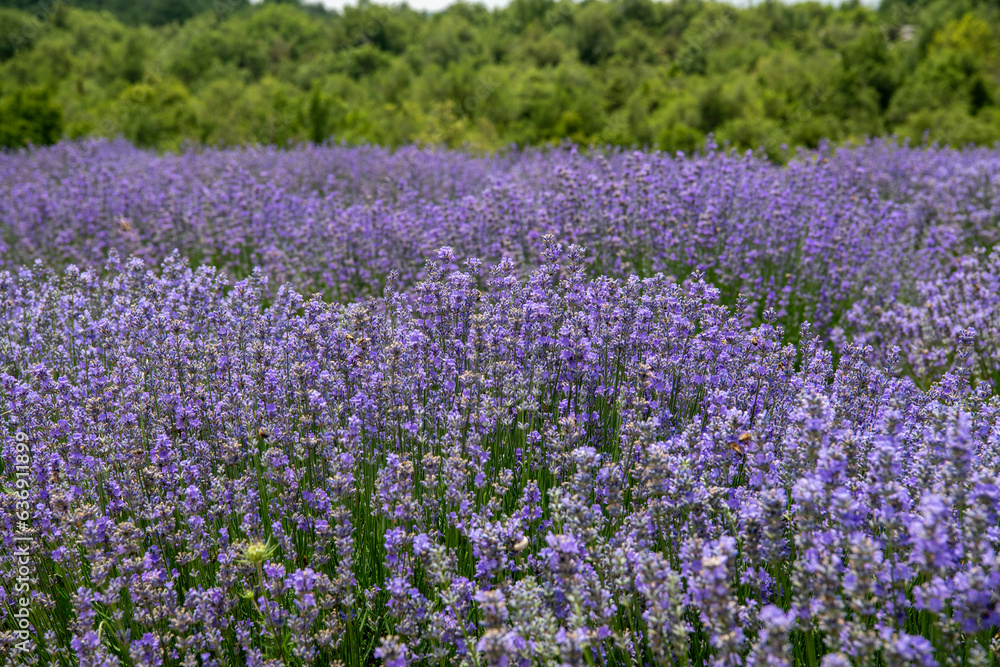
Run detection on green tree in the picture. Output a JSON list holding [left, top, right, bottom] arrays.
[[574, 4, 615, 65], [305, 83, 331, 143], [0, 84, 62, 148]]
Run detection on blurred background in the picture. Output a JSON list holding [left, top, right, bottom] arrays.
[[0, 0, 996, 159]]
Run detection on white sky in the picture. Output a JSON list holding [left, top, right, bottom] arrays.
[[314, 0, 508, 11], [313, 0, 871, 13]]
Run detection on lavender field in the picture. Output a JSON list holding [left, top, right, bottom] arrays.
[[2, 139, 1000, 667]]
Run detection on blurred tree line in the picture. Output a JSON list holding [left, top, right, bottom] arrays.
[[1, 0, 999, 158]]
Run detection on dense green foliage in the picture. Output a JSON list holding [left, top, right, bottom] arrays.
[[1, 0, 999, 156], [0, 0, 254, 27]]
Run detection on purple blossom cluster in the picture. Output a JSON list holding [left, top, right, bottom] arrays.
[[2, 229, 999, 665], [847, 246, 1000, 391]]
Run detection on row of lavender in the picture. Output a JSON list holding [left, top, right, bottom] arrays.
[[2, 139, 1000, 386], [2, 242, 1000, 666]]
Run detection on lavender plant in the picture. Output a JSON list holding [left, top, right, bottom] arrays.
[[2, 139, 1000, 666]]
